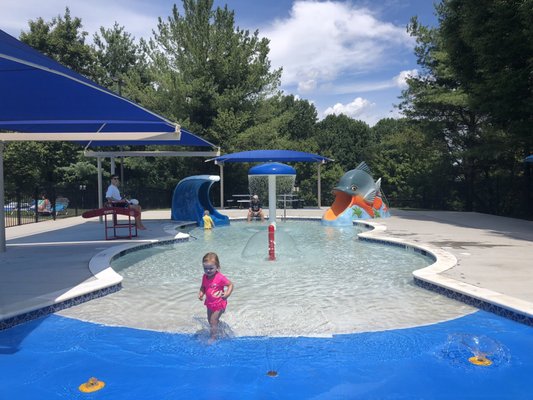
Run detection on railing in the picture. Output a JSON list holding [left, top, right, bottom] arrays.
[[4, 185, 173, 228]]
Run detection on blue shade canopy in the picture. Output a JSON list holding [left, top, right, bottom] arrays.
[[525, 155, 533, 163], [249, 162, 296, 176], [208, 149, 332, 164], [0, 29, 215, 148]]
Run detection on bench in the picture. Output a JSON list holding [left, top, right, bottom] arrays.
[[236, 199, 250, 208], [82, 207, 140, 240]]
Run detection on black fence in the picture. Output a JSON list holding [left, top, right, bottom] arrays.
[[4, 185, 173, 228]]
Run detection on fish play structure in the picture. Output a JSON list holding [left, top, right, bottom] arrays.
[[171, 175, 229, 227], [322, 162, 390, 226]]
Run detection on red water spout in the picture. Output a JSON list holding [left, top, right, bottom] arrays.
[[268, 223, 276, 261]]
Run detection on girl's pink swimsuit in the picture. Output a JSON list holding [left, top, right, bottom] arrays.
[[202, 272, 230, 311]]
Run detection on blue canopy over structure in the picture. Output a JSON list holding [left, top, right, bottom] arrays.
[[209, 149, 332, 164], [207, 149, 333, 209], [0, 29, 215, 148], [525, 155, 533, 163], [0, 29, 219, 252]]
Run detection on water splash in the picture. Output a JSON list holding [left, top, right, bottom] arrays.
[[241, 227, 302, 261], [441, 333, 511, 368]]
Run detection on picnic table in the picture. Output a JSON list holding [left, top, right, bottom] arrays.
[[277, 194, 304, 209], [232, 194, 251, 209]]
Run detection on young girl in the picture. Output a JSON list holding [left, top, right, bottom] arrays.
[[198, 252, 233, 343]]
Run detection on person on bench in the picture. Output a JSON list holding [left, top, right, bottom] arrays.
[[105, 175, 146, 230], [247, 194, 265, 222]]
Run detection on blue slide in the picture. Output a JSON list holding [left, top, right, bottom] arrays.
[[171, 175, 229, 227]]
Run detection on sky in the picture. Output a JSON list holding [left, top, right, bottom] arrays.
[[1, 0, 438, 126]]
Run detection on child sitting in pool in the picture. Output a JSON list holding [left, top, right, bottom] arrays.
[[198, 252, 233, 343], [202, 210, 215, 229]]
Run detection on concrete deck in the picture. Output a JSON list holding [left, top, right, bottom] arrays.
[[1, 208, 532, 328]]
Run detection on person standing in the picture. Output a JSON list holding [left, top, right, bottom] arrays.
[[203, 210, 215, 229], [198, 252, 233, 343]]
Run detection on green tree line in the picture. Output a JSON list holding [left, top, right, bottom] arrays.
[[3, 0, 532, 218]]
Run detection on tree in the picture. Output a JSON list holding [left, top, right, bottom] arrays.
[[92, 23, 146, 93], [400, 2, 532, 217], [315, 114, 372, 171], [399, 15, 490, 211], [369, 119, 456, 209], [20, 7, 96, 78], [141, 0, 282, 143], [438, 0, 533, 153]]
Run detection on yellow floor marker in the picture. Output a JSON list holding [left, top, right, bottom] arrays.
[[468, 355, 493, 366], [79, 377, 105, 393]]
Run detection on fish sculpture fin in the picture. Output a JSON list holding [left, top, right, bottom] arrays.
[[363, 188, 377, 204], [355, 161, 372, 175]]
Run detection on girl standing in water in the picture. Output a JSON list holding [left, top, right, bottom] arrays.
[[198, 252, 233, 343]]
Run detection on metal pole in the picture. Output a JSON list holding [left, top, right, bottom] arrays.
[[120, 155, 124, 184], [0, 142, 6, 252], [268, 175, 276, 222], [317, 162, 322, 208], [97, 157, 103, 223], [219, 163, 224, 209]]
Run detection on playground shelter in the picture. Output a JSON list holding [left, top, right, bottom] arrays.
[[0, 29, 218, 252], [207, 150, 333, 208]]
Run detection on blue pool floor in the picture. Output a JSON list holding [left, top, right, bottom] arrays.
[[1, 311, 533, 399]]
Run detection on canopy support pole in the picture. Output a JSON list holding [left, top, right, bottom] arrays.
[[218, 163, 224, 209], [120, 155, 124, 184], [0, 142, 6, 252], [97, 157, 103, 223], [317, 162, 322, 208]]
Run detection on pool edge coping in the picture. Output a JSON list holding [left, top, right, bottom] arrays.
[[0, 225, 195, 330], [355, 220, 533, 325]]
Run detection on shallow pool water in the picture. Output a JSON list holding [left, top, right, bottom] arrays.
[[59, 221, 474, 335]]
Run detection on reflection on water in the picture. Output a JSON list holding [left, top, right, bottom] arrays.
[[59, 221, 474, 336]]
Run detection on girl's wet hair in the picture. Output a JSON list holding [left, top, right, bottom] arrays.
[[202, 252, 220, 269]]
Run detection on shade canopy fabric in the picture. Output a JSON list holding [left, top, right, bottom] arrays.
[[249, 162, 296, 176], [525, 155, 533, 163], [0, 29, 215, 148], [208, 149, 332, 164]]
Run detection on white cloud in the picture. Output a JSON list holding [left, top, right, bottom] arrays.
[[324, 97, 375, 118], [0, 0, 160, 42], [393, 69, 418, 88], [298, 79, 317, 92], [325, 69, 420, 95], [263, 1, 412, 92]]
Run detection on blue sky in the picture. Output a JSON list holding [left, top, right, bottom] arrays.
[[1, 0, 438, 125]]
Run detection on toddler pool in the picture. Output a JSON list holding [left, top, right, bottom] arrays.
[[59, 220, 474, 335]]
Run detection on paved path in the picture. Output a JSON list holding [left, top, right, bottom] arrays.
[[1, 208, 532, 326], [380, 210, 533, 303]]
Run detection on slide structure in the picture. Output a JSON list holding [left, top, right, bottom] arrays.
[[171, 175, 229, 227], [322, 162, 390, 226]]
